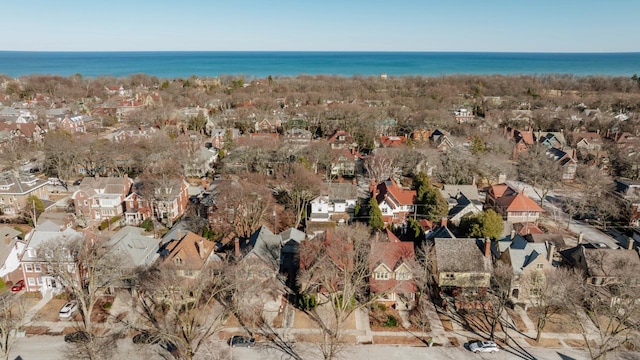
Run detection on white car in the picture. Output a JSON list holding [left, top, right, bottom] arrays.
[[469, 340, 500, 353], [59, 300, 79, 320]]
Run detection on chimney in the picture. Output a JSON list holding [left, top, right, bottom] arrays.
[[4, 235, 11, 245], [627, 238, 635, 250], [484, 238, 492, 258], [578, 232, 584, 245], [510, 229, 516, 240], [198, 239, 205, 259], [547, 243, 556, 262], [440, 217, 448, 228], [234, 238, 240, 257], [177, 230, 182, 240]]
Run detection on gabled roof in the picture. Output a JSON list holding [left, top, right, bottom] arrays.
[[161, 231, 216, 271], [496, 233, 549, 274], [375, 178, 416, 207], [426, 226, 456, 241], [369, 241, 417, 293], [243, 226, 305, 268]]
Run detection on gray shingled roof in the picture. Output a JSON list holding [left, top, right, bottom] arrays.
[[434, 238, 492, 273]]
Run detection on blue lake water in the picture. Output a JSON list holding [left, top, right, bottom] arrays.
[[0, 51, 639, 78]]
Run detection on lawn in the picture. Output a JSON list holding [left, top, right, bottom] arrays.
[[524, 337, 563, 347], [526, 309, 581, 333]]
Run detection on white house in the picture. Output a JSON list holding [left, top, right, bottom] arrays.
[[308, 183, 358, 224], [0, 226, 25, 281]]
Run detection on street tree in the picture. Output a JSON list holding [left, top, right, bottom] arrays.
[[486, 261, 514, 342], [134, 263, 231, 360], [0, 293, 27, 360], [297, 224, 376, 360], [524, 267, 570, 343], [39, 233, 132, 359], [516, 145, 562, 206], [274, 164, 324, 228]]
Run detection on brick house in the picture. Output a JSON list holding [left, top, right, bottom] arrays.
[[71, 176, 133, 223], [485, 183, 543, 223], [371, 178, 417, 227], [370, 235, 417, 310], [0, 171, 49, 218]]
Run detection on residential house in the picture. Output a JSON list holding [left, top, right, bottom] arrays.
[[485, 183, 544, 223], [454, 108, 474, 123], [185, 146, 218, 178], [308, 183, 358, 224], [0, 226, 25, 282], [56, 115, 86, 134], [505, 126, 535, 158], [571, 131, 604, 152], [210, 128, 240, 149], [0, 171, 49, 218], [614, 178, 640, 226], [71, 176, 133, 223], [255, 118, 278, 133], [378, 135, 408, 148], [545, 147, 578, 181], [19, 222, 85, 294], [432, 238, 493, 305], [0, 122, 45, 143], [328, 130, 357, 150], [106, 226, 161, 269], [536, 131, 566, 149], [298, 230, 354, 297], [371, 178, 416, 227], [284, 128, 312, 146], [429, 129, 454, 152], [370, 239, 417, 310], [561, 245, 640, 287], [494, 232, 555, 305], [159, 231, 218, 278], [412, 129, 431, 143], [440, 185, 484, 226], [124, 177, 189, 226], [330, 148, 361, 177]]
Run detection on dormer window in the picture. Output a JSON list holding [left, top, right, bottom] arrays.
[[374, 271, 389, 280], [174, 257, 183, 265], [396, 271, 412, 280]]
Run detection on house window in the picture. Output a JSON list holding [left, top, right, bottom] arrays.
[[36, 277, 43, 285], [84, 200, 88, 206], [184, 270, 194, 277], [536, 263, 543, 269], [34, 264, 42, 272], [27, 277, 36, 286], [396, 271, 411, 280], [175, 257, 183, 265], [25, 264, 33, 272], [374, 271, 389, 280], [444, 273, 455, 280]]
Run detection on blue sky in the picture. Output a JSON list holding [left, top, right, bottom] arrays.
[[2, 0, 639, 52]]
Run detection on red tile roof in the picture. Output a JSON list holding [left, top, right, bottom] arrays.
[[375, 178, 416, 206], [496, 193, 543, 212]]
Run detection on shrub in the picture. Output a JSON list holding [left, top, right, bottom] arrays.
[[298, 294, 318, 310], [383, 315, 398, 328], [140, 218, 154, 232], [99, 216, 122, 231], [102, 302, 112, 310]]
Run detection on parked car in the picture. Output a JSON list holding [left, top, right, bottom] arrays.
[[10, 280, 25, 293], [469, 340, 500, 353], [59, 300, 79, 320], [229, 335, 255, 348], [64, 331, 94, 343]]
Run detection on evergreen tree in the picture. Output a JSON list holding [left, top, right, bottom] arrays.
[[413, 172, 448, 222], [459, 209, 504, 240], [368, 196, 385, 231]]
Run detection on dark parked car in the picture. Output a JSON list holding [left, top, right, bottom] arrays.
[[229, 335, 255, 348], [64, 331, 94, 343], [10, 280, 25, 293]]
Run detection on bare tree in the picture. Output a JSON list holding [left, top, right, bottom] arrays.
[[296, 224, 376, 360], [364, 149, 400, 183], [0, 293, 26, 360], [560, 255, 640, 360], [134, 264, 230, 360], [516, 145, 562, 206], [212, 176, 273, 238], [39, 234, 132, 359], [274, 164, 324, 228], [523, 267, 570, 343], [485, 261, 514, 342]]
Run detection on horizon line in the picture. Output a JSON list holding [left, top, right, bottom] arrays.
[[2, 50, 640, 54]]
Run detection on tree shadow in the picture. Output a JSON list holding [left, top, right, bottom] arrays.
[[557, 353, 577, 360]]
